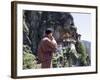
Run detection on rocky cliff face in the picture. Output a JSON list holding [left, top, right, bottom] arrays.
[[23, 10, 76, 54]]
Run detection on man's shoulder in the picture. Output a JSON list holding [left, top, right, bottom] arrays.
[[42, 37, 49, 41]]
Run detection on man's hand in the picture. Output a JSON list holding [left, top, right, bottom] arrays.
[[48, 35, 54, 40]]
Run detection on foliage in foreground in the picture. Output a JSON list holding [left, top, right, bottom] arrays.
[[23, 41, 90, 69], [23, 45, 41, 69]]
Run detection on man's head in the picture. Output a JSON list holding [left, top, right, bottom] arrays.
[[45, 28, 53, 37]]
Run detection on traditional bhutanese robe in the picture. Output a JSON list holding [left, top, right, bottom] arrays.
[[37, 37, 57, 68]]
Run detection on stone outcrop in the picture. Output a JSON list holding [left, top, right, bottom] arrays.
[[23, 10, 77, 54]]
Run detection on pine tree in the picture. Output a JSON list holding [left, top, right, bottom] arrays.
[[75, 41, 87, 66]]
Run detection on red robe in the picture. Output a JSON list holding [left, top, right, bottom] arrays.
[[38, 37, 57, 68]]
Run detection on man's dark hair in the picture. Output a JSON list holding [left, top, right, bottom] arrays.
[[45, 28, 53, 35]]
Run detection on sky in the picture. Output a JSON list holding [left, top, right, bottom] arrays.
[[71, 13, 91, 42]]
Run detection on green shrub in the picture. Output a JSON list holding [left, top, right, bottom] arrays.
[[23, 45, 41, 69]]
